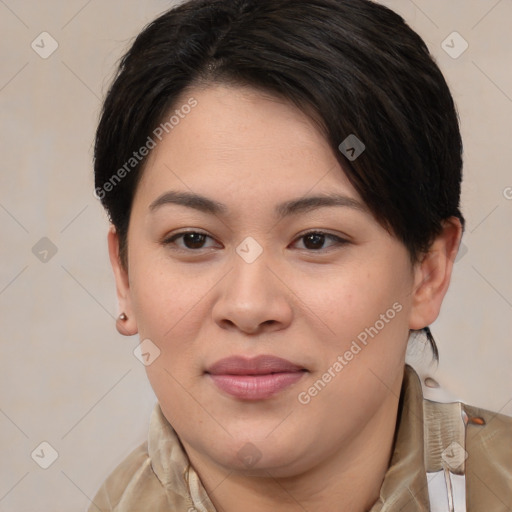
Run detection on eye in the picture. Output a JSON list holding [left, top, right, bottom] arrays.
[[162, 230, 349, 253], [292, 231, 349, 251], [162, 230, 219, 251]]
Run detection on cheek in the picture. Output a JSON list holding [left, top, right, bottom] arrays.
[[316, 259, 410, 344], [127, 250, 222, 397], [128, 244, 204, 340], [291, 265, 411, 442]]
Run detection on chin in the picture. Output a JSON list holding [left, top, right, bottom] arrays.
[[201, 430, 310, 476]]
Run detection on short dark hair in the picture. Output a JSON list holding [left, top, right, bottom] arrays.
[[94, 0, 465, 359]]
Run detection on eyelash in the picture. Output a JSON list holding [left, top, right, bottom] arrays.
[[161, 230, 349, 253]]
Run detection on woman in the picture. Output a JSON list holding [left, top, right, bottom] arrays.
[[91, 0, 512, 510]]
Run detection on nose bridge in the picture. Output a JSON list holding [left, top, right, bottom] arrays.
[[230, 235, 276, 302], [212, 236, 291, 332]]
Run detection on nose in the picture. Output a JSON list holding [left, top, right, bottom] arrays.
[[211, 248, 293, 335]]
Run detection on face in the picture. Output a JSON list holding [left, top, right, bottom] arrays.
[[111, 84, 442, 478]]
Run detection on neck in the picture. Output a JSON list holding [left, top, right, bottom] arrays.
[[184, 375, 403, 512]]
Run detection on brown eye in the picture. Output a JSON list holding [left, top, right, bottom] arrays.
[[181, 232, 208, 249], [303, 233, 327, 250], [163, 231, 217, 251], [294, 231, 348, 251]]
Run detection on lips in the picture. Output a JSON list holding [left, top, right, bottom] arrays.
[[205, 355, 307, 400], [206, 355, 305, 375]]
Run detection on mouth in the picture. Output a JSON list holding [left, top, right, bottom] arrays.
[[205, 355, 308, 400]]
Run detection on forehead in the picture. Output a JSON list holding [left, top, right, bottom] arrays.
[[136, 84, 362, 207]]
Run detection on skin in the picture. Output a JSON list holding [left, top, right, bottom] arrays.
[[108, 84, 462, 512]]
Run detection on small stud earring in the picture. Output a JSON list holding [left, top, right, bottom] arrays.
[[119, 313, 127, 321]]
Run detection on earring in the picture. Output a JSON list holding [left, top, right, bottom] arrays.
[[119, 313, 127, 321]]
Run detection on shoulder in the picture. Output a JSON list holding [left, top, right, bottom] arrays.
[[425, 398, 512, 510], [463, 402, 512, 509], [463, 401, 512, 461], [88, 440, 170, 512], [88, 402, 198, 512], [417, 363, 512, 512]]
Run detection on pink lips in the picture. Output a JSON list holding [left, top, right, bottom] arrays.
[[206, 355, 307, 400]]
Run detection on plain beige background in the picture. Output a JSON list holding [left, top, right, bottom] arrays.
[[0, 1, 511, 510]]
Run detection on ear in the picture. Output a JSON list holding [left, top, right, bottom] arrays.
[[107, 225, 138, 336], [409, 217, 463, 330]]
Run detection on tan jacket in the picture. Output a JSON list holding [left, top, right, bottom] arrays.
[[89, 365, 512, 511]]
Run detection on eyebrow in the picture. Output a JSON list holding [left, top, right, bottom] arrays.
[[149, 190, 368, 219]]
